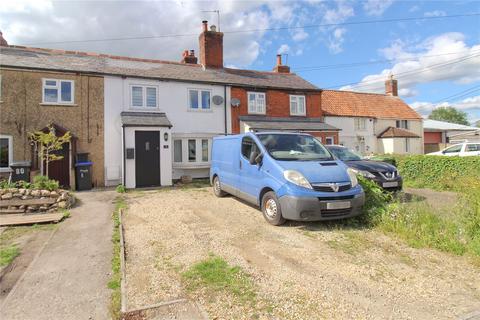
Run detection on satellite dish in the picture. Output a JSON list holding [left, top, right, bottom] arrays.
[[212, 95, 224, 105], [231, 98, 240, 107]]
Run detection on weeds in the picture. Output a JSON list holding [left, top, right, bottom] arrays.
[[108, 197, 127, 320], [0, 245, 20, 267], [182, 255, 256, 305], [115, 184, 126, 194]]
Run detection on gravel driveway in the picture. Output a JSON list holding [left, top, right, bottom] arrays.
[[123, 187, 480, 319]]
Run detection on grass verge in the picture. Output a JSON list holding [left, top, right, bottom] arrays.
[[0, 245, 20, 267], [182, 255, 256, 305], [108, 196, 127, 320]]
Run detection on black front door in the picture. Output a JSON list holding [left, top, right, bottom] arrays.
[[135, 131, 160, 187]]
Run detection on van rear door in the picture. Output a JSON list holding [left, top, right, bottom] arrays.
[[212, 136, 241, 193]]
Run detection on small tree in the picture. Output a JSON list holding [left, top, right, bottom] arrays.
[[428, 106, 469, 125], [476, 120, 480, 128], [28, 125, 71, 178]]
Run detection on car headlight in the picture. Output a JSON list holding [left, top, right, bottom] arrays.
[[284, 170, 312, 189], [350, 168, 375, 179], [347, 168, 359, 187]]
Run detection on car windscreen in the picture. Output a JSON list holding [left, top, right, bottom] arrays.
[[257, 133, 333, 161], [327, 146, 362, 161]]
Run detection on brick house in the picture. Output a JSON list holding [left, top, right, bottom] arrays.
[[229, 54, 339, 144], [0, 33, 104, 188]]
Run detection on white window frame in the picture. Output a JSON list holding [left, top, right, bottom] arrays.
[[325, 137, 335, 145], [42, 79, 75, 105], [289, 95, 306, 116], [247, 92, 266, 115], [0, 134, 13, 172], [129, 84, 158, 109], [396, 120, 409, 129], [405, 138, 410, 153], [354, 118, 367, 131], [188, 89, 212, 111], [172, 137, 212, 166]]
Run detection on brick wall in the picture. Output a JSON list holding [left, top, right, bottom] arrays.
[[306, 131, 339, 145], [231, 87, 322, 133], [0, 68, 105, 187]]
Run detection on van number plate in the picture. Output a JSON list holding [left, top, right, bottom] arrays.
[[326, 201, 351, 210]]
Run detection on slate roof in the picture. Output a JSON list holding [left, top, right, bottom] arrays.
[[121, 112, 172, 127], [321, 90, 422, 120], [239, 115, 339, 131], [0, 46, 319, 90], [377, 127, 421, 138]]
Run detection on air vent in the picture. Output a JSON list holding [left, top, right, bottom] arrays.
[[319, 162, 337, 166]]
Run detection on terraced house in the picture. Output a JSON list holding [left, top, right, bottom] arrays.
[[0, 22, 423, 189]]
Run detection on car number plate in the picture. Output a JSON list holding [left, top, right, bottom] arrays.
[[383, 181, 399, 188], [326, 201, 351, 210]]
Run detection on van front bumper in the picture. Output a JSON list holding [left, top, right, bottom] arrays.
[[278, 192, 365, 221]]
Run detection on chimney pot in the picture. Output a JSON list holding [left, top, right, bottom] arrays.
[[210, 25, 217, 32], [189, 49, 195, 56], [276, 54, 282, 66], [181, 49, 197, 64], [0, 31, 8, 47], [202, 20, 208, 32]]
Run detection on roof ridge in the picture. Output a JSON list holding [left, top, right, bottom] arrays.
[[322, 88, 392, 97], [6, 45, 202, 67]]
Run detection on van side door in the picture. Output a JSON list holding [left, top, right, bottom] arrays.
[[238, 136, 264, 205]]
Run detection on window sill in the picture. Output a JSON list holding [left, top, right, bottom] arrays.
[[290, 114, 306, 117], [40, 102, 77, 107], [187, 108, 213, 113], [0, 168, 13, 173], [247, 112, 266, 115], [129, 106, 160, 110]]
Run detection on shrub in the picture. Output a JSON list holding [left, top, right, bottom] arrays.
[[356, 176, 392, 226], [33, 175, 60, 191]]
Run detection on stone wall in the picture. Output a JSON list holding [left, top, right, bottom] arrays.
[[0, 188, 75, 213]]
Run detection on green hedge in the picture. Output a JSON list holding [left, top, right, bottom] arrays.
[[372, 155, 480, 191]]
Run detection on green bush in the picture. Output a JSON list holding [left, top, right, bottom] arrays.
[[33, 175, 60, 191], [115, 184, 126, 193], [356, 176, 392, 226], [372, 155, 480, 191]]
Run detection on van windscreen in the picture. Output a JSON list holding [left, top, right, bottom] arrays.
[[257, 134, 333, 161]]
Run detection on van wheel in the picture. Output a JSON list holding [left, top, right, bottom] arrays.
[[213, 176, 227, 197], [261, 191, 286, 226]]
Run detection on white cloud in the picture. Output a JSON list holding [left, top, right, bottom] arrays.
[[424, 10, 446, 17], [328, 27, 347, 53], [340, 32, 480, 96], [363, 0, 395, 16], [321, 1, 354, 54], [292, 28, 309, 42], [410, 95, 480, 121], [277, 44, 290, 54], [409, 5, 420, 13]]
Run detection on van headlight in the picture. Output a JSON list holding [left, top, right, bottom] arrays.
[[347, 168, 359, 187], [350, 168, 375, 179], [284, 170, 312, 189]]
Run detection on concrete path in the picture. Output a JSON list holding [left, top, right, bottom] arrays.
[[0, 190, 116, 320]]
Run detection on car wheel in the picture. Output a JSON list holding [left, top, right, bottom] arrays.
[[261, 191, 286, 226], [213, 176, 227, 197]]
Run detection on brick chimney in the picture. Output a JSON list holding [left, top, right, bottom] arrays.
[[181, 49, 198, 64], [199, 20, 223, 68], [0, 31, 8, 46], [273, 54, 290, 73], [385, 74, 398, 96]]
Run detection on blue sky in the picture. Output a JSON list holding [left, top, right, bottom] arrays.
[[1, 0, 479, 124]]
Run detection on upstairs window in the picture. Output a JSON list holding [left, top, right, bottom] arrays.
[[42, 79, 74, 104], [396, 120, 409, 130], [131, 85, 157, 108], [188, 89, 211, 110], [354, 118, 367, 130], [248, 92, 266, 114], [290, 95, 306, 116]]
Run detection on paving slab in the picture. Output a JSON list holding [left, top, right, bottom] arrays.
[[0, 190, 116, 320]]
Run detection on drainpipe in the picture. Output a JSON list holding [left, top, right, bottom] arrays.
[[224, 85, 227, 135]]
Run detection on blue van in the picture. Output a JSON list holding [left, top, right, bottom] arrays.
[[210, 132, 365, 225]]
